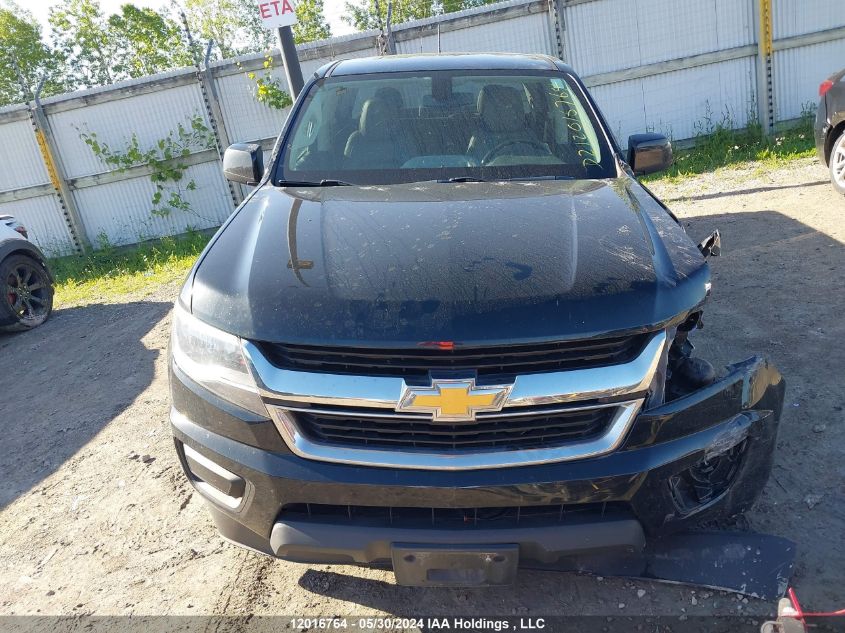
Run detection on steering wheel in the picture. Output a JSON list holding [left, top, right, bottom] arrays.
[[482, 139, 552, 164]]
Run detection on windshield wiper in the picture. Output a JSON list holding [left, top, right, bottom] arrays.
[[437, 175, 575, 184], [437, 177, 487, 183], [502, 175, 575, 181], [277, 179, 354, 187]]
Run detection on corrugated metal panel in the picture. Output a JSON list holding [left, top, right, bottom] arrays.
[[72, 162, 234, 246], [568, 0, 712, 76], [774, 38, 845, 120], [0, 195, 75, 256], [39, 66, 196, 109], [634, 0, 720, 65], [0, 119, 51, 192], [589, 80, 647, 147], [640, 57, 757, 141], [593, 57, 756, 147], [215, 68, 292, 144], [564, 0, 639, 75], [298, 44, 375, 73], [396, 13, 553, 55], [773, 0, 845, 39], [715, 0, 756, 49], [47, 83, 210, 179], [566, 0, 754, 77]]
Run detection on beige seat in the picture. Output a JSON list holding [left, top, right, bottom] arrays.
[[344, 98, 410, 169], [467, 85, 538, 162]]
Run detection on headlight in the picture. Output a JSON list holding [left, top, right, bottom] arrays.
[[171, 303, 267, 415]]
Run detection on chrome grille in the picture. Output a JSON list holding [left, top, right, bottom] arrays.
[[247, 331, 667, 470], [268, 401, 642, 470], [289, 405, 615, 451]]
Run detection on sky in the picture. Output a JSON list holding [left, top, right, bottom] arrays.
[[26, 0, 356, 41]]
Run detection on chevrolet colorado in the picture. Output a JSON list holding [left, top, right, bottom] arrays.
[[169, 54, 784, 586]]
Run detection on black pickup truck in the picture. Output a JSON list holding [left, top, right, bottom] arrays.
[[169, 53, 784, 586]]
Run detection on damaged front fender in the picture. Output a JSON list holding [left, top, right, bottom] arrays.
[[626, 355, 785, 534], [627, 355, 785, 449]]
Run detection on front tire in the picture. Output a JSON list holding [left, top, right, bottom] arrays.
[[0, 253, 54, 331], [830, 130, 845, 195]]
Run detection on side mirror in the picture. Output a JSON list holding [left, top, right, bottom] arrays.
[[627, 133, 673, 175], [698, 230, 721, 258], [223, 142, 264, 185]]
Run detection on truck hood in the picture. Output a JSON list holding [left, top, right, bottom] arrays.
[[190, 179, 709, 346]]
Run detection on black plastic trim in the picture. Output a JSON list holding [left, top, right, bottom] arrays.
[[270, 513, 645, 565]]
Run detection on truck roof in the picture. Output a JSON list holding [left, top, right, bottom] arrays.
[[319, 53, 574, 78]]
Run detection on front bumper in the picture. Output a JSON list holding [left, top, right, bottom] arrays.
[[170, 356, 784, 569]]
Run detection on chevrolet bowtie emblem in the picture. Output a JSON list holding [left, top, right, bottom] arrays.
[[397, 378, 513, 423]]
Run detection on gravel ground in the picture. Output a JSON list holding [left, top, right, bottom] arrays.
[[0, 158, 843, 627]]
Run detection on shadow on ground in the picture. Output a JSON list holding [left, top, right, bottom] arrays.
[[665, 210, 845, 609], [662, 179, 831, 203], [0, 301, 171, 509]]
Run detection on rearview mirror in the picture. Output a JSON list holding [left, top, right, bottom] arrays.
[[223, 143, 264, 185], [627, 133, 673, 175]]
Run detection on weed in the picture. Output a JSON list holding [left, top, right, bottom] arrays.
[[643, 110, 816, 184], [48, 229, 212, 307]]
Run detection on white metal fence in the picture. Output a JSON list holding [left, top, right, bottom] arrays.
[[0, 0, 843, 256]]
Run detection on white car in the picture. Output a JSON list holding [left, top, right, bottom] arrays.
[[0, 215, 54, 331]]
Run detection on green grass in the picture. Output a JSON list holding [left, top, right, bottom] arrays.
[[643, 117, 817, 184], [49, 230, 212, 307]]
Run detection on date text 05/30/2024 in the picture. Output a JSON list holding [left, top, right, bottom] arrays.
[[289, 617, 546, 630]]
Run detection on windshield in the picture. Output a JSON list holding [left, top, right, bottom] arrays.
[[275, 70, 617, 185]]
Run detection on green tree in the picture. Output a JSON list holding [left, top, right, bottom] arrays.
[[50, 1, 194, 90], [441, 0, 495, 10], [343, 0, 435, 30], [49, 0, 118, 88], [108, 5, 193, 77], [0, 1, 65, 105], [180, 0, 331, 55], [342, 0, 497, 31], [180, 0, 273, 58], [294, 0, 331, 43]]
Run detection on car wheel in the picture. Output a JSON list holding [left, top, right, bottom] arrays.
[[0, 253, 54, 331], [830, 129, 845, 195]]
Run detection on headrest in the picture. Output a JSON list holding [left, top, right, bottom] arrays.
[[374, 87, 404, 112], [358, 98, 393, 140], [477, 85, 524, 133]]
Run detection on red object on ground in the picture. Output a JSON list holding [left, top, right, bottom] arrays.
[[787, 587, 845, 619]]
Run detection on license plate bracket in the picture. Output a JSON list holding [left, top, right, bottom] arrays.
[[391, 543, 519, 586]]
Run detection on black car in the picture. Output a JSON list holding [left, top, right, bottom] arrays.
[[169, 54, 784, 586], [0, 215, 54, 331], [815, 67, 845, 195]]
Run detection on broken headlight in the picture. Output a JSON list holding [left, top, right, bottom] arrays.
[[669, 440, 746, 513], [170, 303, 267, 415]]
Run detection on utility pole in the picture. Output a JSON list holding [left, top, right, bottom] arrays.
[[277, 25, 304, 98], [255, 1, 305, 99]]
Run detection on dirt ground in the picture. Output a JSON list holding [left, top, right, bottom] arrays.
[[1, 157, 843, 627]]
